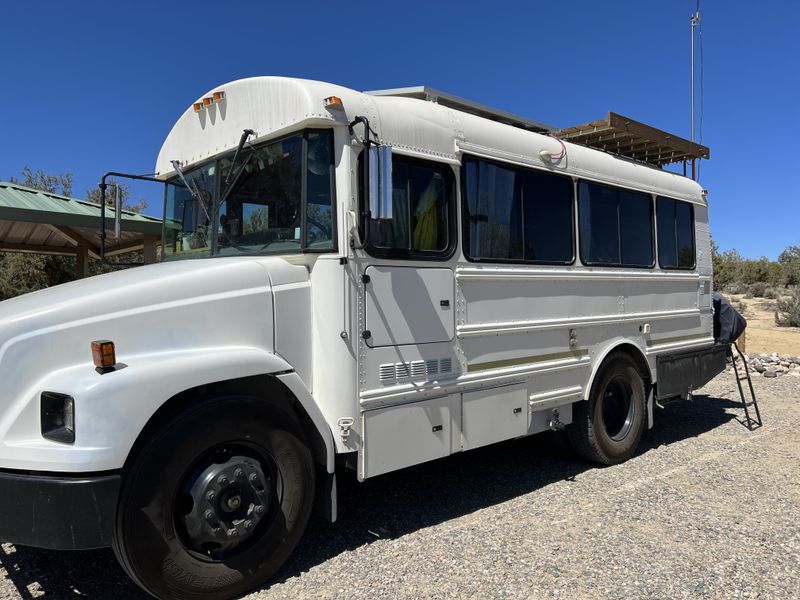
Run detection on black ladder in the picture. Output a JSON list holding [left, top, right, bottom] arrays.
[[729, 341, 762, 430]]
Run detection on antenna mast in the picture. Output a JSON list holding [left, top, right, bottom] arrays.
[[691, 2, 701, 142]]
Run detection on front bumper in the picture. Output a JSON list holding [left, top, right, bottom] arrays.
[[0, 469, 120, 550]]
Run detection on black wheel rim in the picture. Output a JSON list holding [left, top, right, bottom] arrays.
[[174, 443, 280, 561], [601, 376, 635, 441]]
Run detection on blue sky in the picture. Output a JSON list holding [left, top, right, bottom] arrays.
[[2, 0, 797, 259]]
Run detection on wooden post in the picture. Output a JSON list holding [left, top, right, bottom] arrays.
[[75, 245, 89, 279], [143, 236, 157, 264]]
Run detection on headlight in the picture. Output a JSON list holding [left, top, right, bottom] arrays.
[[41, 392, 75, 444]]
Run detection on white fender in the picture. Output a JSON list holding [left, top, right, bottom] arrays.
[[2, 347, 334, 473]]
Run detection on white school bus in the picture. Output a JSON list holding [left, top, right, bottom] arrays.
[[0, 77, 724, 599]]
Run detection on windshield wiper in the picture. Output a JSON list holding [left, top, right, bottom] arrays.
[[170, 159, 213, 226], [171, 129, 255, 256], [219, 129, 255, 206]]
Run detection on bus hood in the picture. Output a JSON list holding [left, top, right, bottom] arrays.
[[0, 257, 307, 403]]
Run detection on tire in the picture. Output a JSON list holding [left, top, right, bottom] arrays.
[[567, 352, 646, 465], [113, 395, 315, 600]]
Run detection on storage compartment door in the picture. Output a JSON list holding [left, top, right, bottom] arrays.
[[361, 394, 460, 479], [365, 266, 454, 347], [462, 385, 528, 450]]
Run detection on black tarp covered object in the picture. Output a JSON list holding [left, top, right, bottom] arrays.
[[713, 292, 747, 344]]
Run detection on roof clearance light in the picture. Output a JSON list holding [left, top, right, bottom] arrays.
[[202, 97, 213, 107], [192, 102, 204, 113], [91, 340, 116, 370], [212, 91, 225, 102], [324, 96, 344, 110]]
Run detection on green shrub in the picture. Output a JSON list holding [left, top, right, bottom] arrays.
[[764, 287, 779, 300], [748, 282, 767, 297], [738, 300, 748, 313], [775, 289, 800, 327], [726, 282, 747, 295]]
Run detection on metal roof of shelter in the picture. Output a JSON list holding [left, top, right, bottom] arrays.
[[365, 86, 556, 134], [553, 112, 710, 167], [0, 180, 162, 259]]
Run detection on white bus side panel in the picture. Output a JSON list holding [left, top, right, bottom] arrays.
[[361, 393, 460, 478]]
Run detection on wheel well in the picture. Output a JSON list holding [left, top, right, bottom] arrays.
[[122, 374, 329, 473], [595, 343, 652, 391]]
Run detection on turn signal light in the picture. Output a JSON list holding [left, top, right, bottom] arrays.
[[212, 91, 226, 101], [91, 340, 116, 369], [193, 102, 204, 112], [324, 96, 344, 110], [202, 97, 213, 107]]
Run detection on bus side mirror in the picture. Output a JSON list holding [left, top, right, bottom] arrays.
[[368, 145, 393, 220]]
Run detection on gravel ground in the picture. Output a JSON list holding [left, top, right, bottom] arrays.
[[2, 373, 799, 600]]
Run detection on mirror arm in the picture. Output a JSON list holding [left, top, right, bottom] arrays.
[[97, 171, 162, 264], [348, 116, 378, 147], [348, 116, 377, 249]]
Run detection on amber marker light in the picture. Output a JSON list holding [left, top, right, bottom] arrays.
[[91, 340, 116, 370], [212, 91, 225, 101], [202, 97, 213, 107], [324, 96, 344, 110], [193, 102, 204, 112]]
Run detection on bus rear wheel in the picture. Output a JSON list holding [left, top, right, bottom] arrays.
[[567, 352, 646, 465], [112, 395, 314, 600]]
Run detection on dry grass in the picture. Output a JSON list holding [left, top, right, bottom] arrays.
[[728, 293, 800, 354]]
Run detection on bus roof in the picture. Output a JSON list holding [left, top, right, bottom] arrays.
[[156, 77, 706, 205]]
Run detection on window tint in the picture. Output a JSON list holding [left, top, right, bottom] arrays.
[[578, 181, 653, 267], [620, 189, 653, 265], [657, 196, 695, 269], [464, 159, 522, 260], [365, 156, 454, 256], [463, 157, 573, 263], [522, 169, 573, 262], [305, 131, 335, 250]]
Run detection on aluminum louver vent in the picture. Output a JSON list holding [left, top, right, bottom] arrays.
[[379, 364, 396, 384], [411, 361, 426, 378], [378, 358, 454, 385]]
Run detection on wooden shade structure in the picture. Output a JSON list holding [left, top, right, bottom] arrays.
[[554, 112, 710, 167]]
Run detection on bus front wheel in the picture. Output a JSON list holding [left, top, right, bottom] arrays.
[[567, 352, 646, 465], [112, 394, 315, 600]]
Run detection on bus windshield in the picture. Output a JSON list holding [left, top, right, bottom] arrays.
[[163, 129, 335, 259]]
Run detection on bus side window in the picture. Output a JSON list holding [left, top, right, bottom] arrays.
[[462, 156, 573, 264], [361, 154, 455, 259], [657, 196, 696, 269], [578, 181, 653, 268]]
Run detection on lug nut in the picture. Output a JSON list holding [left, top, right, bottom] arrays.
[[218, 475, 229, 486], [206, 491, 216, 501], [204, 510, 215, 521], [227, 528, 239, 538], [249, 473, 259, 484], [243, 520, 253, 530], [235, 468, 245, 480], [254, 505, 265, 516]]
